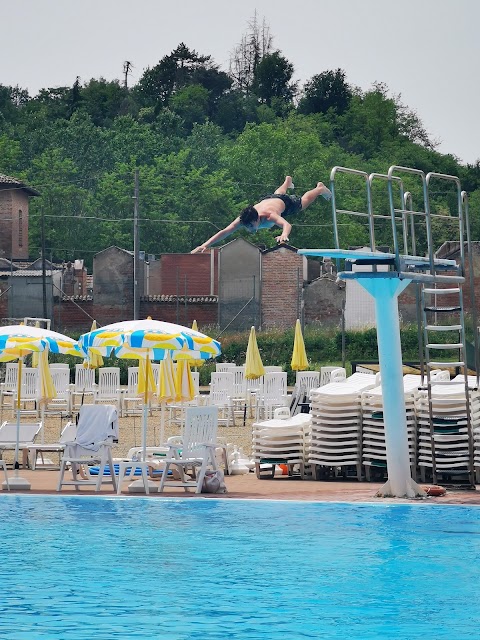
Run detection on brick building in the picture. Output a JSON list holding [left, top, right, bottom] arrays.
[[0, 174, 39, 261]]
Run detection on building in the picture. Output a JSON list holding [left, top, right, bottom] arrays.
[[0, 174, 39, 261]]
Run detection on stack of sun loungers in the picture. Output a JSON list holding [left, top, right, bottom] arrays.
[[308, 373, 377, 481], [252, 413, 312, 479], [416, 377, 479, 483], [361, 375, 421, 481]]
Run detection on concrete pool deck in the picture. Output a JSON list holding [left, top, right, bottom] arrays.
[[4, 469, 480, 505]]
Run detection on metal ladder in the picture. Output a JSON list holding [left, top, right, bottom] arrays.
[[421, 284, 475, 486]]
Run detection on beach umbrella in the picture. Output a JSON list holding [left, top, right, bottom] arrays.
[[36, 349, 57, 445], [245, 326, 265, 380], [157, 351, 176, 446], [83, 319, 104, 369], [189, 320, 205, 369], [175, 359, 195, 403], [291, 319, 308, 371], [0, 325, 81, 490], [78, 318, 221, 468], [244, 326, 265, 425]]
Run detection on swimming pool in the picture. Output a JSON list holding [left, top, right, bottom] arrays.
[[1, 496, 479, 639]]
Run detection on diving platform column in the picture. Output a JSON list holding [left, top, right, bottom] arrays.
[[356, 276, 424, 498]]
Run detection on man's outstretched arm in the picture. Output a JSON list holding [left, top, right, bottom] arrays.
[[267, 212, 292, 244], [191, 218, 242, 253]]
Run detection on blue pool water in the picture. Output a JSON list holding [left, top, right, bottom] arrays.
[[1, 497, 480, 639]]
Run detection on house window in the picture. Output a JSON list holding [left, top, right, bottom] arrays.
[[18, 210, 23, 247]]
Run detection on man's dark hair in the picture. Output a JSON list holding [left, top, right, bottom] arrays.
[[239, 205, 258, 226]]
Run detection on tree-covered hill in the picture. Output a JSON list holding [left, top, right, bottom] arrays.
[[1, 17, 478, 268]]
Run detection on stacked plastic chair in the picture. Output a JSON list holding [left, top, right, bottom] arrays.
[[416, 376, 479, 484], [252, 408, 311, 479], [361, 375, 421, 481], [308, 372, 377, 481]]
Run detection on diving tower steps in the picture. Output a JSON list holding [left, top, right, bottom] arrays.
[[421, 284, 476, 487]]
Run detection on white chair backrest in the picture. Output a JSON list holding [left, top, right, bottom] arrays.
[[330, 368, 347, 383], [264, 366, 283, 373], [151, 363, 160, 388], [50, 368, 70, 395], [274, 407, 290, 419], [215, 363, 236, 373], [209, 372, 234, 405], [263, 372, 287, 403], [182, 406, 218, 458], [320, 366, 342, 386], [127, 367, 139, 394], [295, 371, 320, 395], [49, 363, 69, 370], [21, 368, 38, 400], [4, 363, 18, 391], [97, 367, 120, 396], [232, 366, 246, 397], [74, 364, 95, 393]]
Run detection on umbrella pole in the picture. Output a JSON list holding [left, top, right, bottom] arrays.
[[8, 355, 31, 490], [142, 403, 148, 463], [160, 401, 165, 446]]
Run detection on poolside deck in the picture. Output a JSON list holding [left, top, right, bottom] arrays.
[[5, 469, 480, 505]]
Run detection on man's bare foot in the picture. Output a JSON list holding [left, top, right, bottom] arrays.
[[285, 176, 293, 189], [317, 182, 332, 201]]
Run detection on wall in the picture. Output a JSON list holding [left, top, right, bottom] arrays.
[[10, 190, 29, 260], [218, 239, 261, 330], [93, 247, 134, 317], [261, 245, 305, 329], [160, 253, 218, 296], [303, 276, 345, 327]]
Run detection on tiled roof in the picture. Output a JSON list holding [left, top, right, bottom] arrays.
[[0, 269, 60, 277], [141, 295, 218, 303], [0, 174, 40, 196]]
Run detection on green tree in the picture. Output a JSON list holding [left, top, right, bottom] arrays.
[[251, 51, 296, 110], [298, 69, 352, 116]]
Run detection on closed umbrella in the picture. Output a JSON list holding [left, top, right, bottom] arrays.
[[244, 326, 265, 425], [245, 326, 265, 380], [0, 325, 81, 490], [158, 351, 176, 446], [83, 320, 104, 369], [291, 319, 308, 371]]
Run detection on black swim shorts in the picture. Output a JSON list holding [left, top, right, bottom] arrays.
[[259, 193, 303, 218]]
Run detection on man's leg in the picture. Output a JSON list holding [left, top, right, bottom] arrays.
[[274, 176, 293, 195], [301, 182, 331, 209]]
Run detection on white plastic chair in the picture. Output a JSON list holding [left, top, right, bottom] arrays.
[[57, 404, 119, 492], [255, 372, 288, 420], [71, 365, 95, 411], [205, 372, 235, 427], [158, 406, 219, 494], [0, 362, 18, 421], [47, 367, 72, 414], [122, 367, 143, 416], [295, 371, 320, 397], [330, 368, 347, 383], [320, 366, 342, 386], [215, 363, 236, 373], [18, 368, 39, 417], [93, 367, 122, 416]]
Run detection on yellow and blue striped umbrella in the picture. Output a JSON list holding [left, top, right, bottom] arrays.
[[79, 317, 221, 362], [0, 325, 81, 475]]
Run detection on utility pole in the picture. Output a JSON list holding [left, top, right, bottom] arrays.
[[133, 170, 140, 320], [41, 205, 47, 319]]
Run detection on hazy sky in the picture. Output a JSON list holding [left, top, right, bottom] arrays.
[[2, 0, 479, 164]]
